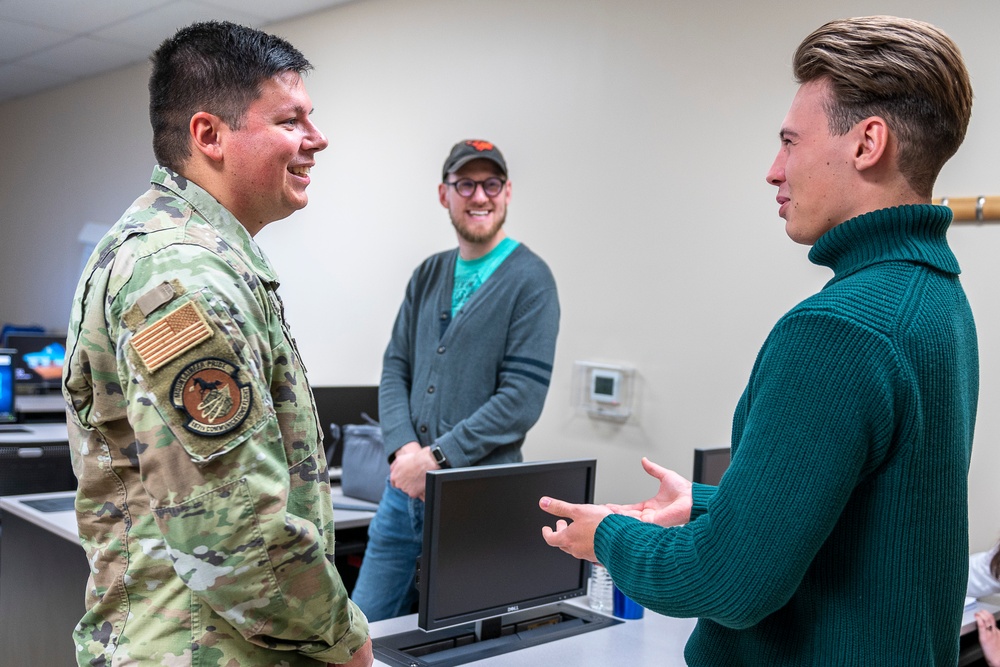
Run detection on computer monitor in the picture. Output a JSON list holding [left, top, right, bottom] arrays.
[[311, 385, 380, 468], [0, 349, 16, 423], [6, 333, 66, 392], [693, 447, 731, 485], [373, 458, 619, 667]]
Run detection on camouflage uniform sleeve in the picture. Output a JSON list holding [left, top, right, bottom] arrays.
[[115, 243, 368, 663]]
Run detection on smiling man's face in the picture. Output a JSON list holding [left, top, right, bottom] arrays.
[[439, 158, 511, 258], [220, 71, 328, 232]]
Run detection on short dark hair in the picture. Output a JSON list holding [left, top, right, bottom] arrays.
[[793, 16, 973, 198], [149, 21, 313, 172]]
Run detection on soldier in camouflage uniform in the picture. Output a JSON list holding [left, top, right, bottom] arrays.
[[62, 22, 372, 667]]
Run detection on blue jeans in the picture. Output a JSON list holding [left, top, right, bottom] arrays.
[[351, 478, 424, 621]]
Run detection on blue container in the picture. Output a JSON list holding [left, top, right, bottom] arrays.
[[612, 585, 644, 619]]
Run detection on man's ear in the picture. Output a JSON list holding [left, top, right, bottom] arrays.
[[189, 112, 225, 162], [854, 116, 889, 172], [438, 182, 449, 208]]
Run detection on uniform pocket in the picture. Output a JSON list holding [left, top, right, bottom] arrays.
[[152, 477, 278, 636]]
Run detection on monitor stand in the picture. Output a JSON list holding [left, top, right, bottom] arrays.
[[372, 602, 621, 667]]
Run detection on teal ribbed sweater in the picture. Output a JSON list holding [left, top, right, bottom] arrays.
[[595, 205, 978, 666]]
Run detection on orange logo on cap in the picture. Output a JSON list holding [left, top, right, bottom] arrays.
[[466, 140, 494, 152]]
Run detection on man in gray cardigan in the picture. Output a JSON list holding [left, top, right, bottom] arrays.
[[351, 139, 561, 621]]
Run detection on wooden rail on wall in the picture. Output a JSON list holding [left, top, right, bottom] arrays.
[[932, 196, 1000, 223]]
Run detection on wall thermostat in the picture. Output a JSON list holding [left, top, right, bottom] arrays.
[[590, 368, 621, 405], [572, 361, 636, 422]]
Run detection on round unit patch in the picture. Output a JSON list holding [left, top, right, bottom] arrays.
[[171, 358, 252, 436]]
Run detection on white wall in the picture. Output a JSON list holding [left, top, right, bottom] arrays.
[[1, 0, 997, 551]]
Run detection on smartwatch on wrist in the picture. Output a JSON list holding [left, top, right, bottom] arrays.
[[430, 445, 450, 469]]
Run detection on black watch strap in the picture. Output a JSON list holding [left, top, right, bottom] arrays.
[[430, 445, 450, 469]]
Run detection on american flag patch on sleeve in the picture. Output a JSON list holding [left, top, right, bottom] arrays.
[[131, 301, 213, 372]]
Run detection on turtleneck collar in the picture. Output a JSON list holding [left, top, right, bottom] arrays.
[[808, 204, 960, 282]]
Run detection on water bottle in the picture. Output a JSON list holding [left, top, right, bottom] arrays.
[[612, 584, 645, 619], [588, 563, 614, 612]]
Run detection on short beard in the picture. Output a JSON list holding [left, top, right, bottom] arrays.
[[450, 210, 506, 245]]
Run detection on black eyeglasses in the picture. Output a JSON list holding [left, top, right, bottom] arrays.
[[444, 177, 506, 198]]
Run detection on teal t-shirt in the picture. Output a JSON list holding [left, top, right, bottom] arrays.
[[452, 237, 520, 316]]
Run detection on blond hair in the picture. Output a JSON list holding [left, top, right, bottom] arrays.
[[793, 16, 972, 198]]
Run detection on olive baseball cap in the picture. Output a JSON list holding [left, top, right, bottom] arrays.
[[442, 139, 507, 180]]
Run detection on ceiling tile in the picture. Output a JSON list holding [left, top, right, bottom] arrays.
[[0, 19, 71, 61], [198, 0, 355, 24], [93, 0, 268, 50], [0, 0, 360, 105], [19, 36, 149, 77], [0, 0, 172, 33]]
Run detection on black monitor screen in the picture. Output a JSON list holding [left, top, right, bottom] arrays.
[[693, 447, 731, 486], [7, 333, 66, 391], [0, 349, 15, 422], [311, 385, 379, 468], [418, 458, 596, 632]]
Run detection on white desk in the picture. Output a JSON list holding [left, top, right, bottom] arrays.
[[368, 598, 999, 667], [0, 485, 375, 541], [369, 599, 696, 666], [12, 393, 66, 415]]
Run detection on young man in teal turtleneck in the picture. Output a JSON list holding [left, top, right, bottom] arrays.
[[352, 139, 560, 621], [540, 16, 978, 666]]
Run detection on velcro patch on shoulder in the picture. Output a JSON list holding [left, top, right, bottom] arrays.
[[171, 358, 252, 437], [132, 301, 213, 372]]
